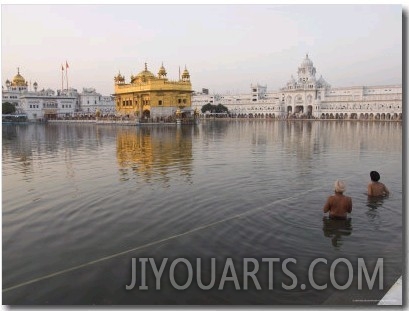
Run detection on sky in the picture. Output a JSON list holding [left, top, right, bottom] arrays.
[[1, 4, 403, 96]]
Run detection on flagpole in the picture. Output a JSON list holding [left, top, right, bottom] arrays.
[[65, 61, 69, 91], [61, 64, 64, 92]]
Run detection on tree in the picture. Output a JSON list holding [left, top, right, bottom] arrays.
[[201, 103, 229, 114], [215, 104, 228, 113], [2, 102, 16, 114], [201, 103, 214, 113]]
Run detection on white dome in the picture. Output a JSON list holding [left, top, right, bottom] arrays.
[[301, 54, 313, 67]]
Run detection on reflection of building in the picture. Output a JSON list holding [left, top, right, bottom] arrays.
[[192, 54, 402, 120], [116, 127, 193, 182], [114, 63, 193, 119]]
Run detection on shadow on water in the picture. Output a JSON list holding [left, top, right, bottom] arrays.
[[322, 216, 353, 249], [365, 195, 387, 228], [366, 195, 386, 209]]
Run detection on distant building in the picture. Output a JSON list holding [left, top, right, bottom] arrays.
[[2, 68, 115, 120], [192, 54, 402, 120], [2, 68, 30, 113], [279, 54, 402, 120], [19, 88, 77, 120], [2, 69, 77, 120], [79, 88, 115, 115], [113, 63, 193, 119]]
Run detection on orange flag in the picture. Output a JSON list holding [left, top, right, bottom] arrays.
[[66, 61, 69, 69]]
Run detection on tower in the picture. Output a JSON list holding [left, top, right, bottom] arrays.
[[297, 54, 316, 83]]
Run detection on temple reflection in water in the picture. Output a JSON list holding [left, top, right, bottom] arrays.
[[116, 126, 194, 184]]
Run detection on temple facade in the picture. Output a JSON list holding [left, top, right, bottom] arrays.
[[113, 63, 193, 119]]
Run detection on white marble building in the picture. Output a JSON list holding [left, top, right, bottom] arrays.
[[2, 68, 31, 114], [19, 88, 77, 120], [2, 69, 115, 120], [192, 54, 402, 120], [2, 69, 77, 120], [78, 88, 115, 115]]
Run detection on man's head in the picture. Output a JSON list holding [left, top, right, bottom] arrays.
[[370, 171, 380, 182], [334, 180, 346, 193]]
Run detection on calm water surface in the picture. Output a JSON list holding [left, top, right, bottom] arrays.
[[2, 120, 403, 305]]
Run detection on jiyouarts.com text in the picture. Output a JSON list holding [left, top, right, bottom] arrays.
[[125, 257, 383, 291]]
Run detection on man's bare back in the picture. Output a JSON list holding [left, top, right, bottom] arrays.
[[323, 193, 352, 219], [323, 180, 352, 219], [368, 181, 389, 197]]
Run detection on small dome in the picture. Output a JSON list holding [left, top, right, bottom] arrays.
[[158, 63, 167, 77], [114, 71, 125, 83], [301, 54, 313, 67], [182, 68, 190, 76], [181, 67, 190, 80], [317, 75, 329, 87]]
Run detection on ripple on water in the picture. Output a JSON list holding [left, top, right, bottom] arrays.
[[1, 121, 403, 305]]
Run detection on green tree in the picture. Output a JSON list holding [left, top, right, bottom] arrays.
[[201, 103, 229, 114], [201, 103, 214, 113], [215, 104, 228, 113], [2, 102, 16, 114]]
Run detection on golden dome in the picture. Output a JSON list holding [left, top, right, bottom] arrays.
[[12, 68, 26, 86], [137, 63, 155, 79], [137, 70, 155, 78], [158, 63, 167, 77]]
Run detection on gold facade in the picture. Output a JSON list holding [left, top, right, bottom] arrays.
[[114, 63, 192, 117]]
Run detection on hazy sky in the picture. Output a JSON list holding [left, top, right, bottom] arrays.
[[1, 4, 403, 96]]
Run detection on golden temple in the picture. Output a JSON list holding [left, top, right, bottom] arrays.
[[114, 63, 192, 119]]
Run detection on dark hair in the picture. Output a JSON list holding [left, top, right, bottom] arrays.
[[370, 171, 380, 182]]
